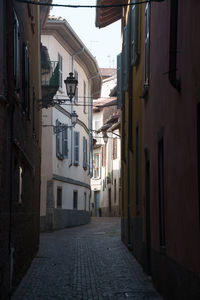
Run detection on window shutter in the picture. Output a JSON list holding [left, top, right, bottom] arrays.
[[62, 126, 68, 158], [131, 1, 139, 65], [56, 119, 59, 157], [123, 25, 128, 91], [117, 53, 122, 108], [74, 132, 79, 165]]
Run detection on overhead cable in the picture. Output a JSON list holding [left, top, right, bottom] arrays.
[[16, 0, 164, 8]]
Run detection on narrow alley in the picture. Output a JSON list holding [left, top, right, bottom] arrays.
[[12, 218, 161, 300]]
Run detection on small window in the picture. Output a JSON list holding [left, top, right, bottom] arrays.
[[58, 53, 63, 89], [57, 187, 62, 208], [62, 126, 68, 158], [74, 131, 80, 165], [73, 190, 78, 209]]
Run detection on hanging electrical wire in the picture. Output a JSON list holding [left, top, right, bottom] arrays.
[[16, 0, 164, 8]]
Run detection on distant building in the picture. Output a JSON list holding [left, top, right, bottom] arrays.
[[91, 70, 121, 217], [40, 16, 101, 231]]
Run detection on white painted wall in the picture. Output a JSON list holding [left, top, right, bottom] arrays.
[[41, 33, 92, 215]]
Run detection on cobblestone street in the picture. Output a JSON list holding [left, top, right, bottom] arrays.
[[12, 218, 161, 300]]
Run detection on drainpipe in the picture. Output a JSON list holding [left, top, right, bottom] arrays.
[[69, 48, 85, 167]]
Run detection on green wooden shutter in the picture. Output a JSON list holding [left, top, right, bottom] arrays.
[[117, 53, 122, 108], [62, 126, 68, 158], [131, 1, 139, 65], [56, 119, 59, 157], [74, 131, 80, 165], [123, 25, 128, 91]]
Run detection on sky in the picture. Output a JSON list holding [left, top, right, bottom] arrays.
[[51, 0, 121, 68]]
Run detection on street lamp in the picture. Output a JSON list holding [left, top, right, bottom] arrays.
[[103, 132, 108, 144], [71, 110, 78, 127], [64, 72, 78, 101]]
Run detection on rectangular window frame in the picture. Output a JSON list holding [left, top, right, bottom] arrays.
[[74, 131, 80, 165]]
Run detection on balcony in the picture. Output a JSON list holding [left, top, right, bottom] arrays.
[[41, 60, 59, 101]]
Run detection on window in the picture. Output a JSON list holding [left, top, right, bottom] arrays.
[[74, 70, 78, 102], [73, 190, 78, 209], [58, 53, 63, 89], [74, 131, 80, 165], [56, 119, 63, 159], [83, 81, 86, 113], [56, 119, 68, 160], [23, 44, 30, 117], [93, 153, 100, 178], [13, 11, 20, 89], [62, 126, 68, 158], [57, 187, 62, 208], [131, 0, 139, 65], [113, 137, 117, 160], [158, 130, 165, 247], [145, 3, 150, 86], [169, 0, 181, 91], [83, 137, 88, 169]]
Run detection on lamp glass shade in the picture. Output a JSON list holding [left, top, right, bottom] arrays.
[[103, 133, 108, 144], [64, 72, 78, 100], [71, 110, 78, 126]]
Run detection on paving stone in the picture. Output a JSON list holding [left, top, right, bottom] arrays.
[[12, 218, 162, 300]]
